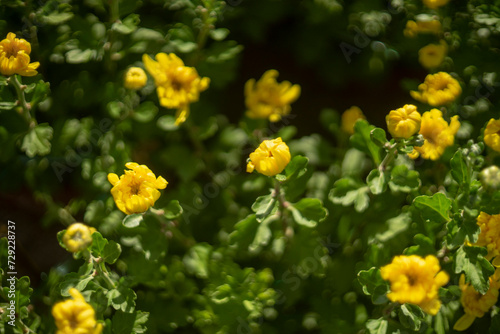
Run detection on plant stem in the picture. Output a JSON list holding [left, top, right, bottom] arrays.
[[9, 75, 34, 127], [378, 142, 398, 173], [92, 255, 116, 289]]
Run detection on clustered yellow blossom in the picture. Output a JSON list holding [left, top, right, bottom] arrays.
[[483, 118, 500, 153], [124, 67, 147, 90], [404, 20, 442, 38], [247, 137, 291, 177], [62, 223, 96, 253], [409, 109, 460, 160], [341, 106, 366, 134], [108, 162, 168, 215], [245, 69, 301, 122], [386, 104, 421, 139], [423, 0, 450, 9], [411, 72, 462, 106], [472, 212, 500, 265], [381, 255, 449, 315], [142, 53, 209, 125], [418, 40, 447, 70], [454, 272, 500, 331], [52, 288, 102, 334], [0, 32, 40, 77]]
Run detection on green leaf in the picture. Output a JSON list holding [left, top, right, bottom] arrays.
[[455, 245, 495, 294], [252, 194, 277, 222], [249, 214, 277, 253], [366, 169, 387, 195], [60, 273, 93, 297], [404, 234, 435, 256], [350, 120, 382, 164], [451, 150, 470, 187], [357, 267, 389, 304], [163, 200, 183, 219], [21, 123, 53, 157], [132, 101, 158, 123], [0, 76, 8, 86], [284, 155, 308, 180], [108, 286, 137, 313], [123, 214, 144, 228], [157, 115, 179, 131], [412, 193, 451, 223], [209, 28, 230, 41], [112, 14, 140, 34], [40, 12, 74, 25], [370, 128, 388, 147], [229, 214, 259, 250], [288, 198, 328, 228], [389, 164, 421, 192], [366, 318, 388, 334], [112, 310, 149, 334], [66, 49, 95, 64], [183, 243, 212, 279], [103, 241, 122, 264], [398, 304, 424, 331], [329, 178, 370, 212], [0, 101, 16, 110], [90, 232, 108, 257]]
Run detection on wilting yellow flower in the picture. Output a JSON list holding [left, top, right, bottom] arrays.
[[108, 162, 168, 215], [62, 223, 96, 253], [124, 67, 147, 90], [52, 288, 103, 334], [471, 212, 500, 264], [142, 53, 209, 125], [404, 20, 442, 38], [411, 72, 462, 106], [247, 137, 291, 177], [423, 0, 450, 9], [245, 70, 301, 122], [418, 40, 447, 70], [0, 32, 40, 77], [410, 109, 460, 160], [453, 272, 500, 331], [483, 118, 500, 153], [386, 104, 421, 139], [381, 255, 449, 315], [341, 106, 366, 134]]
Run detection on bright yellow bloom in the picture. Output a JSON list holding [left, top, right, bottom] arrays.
[[472, 212, 500, 263], [124, 67, 147, 90], [62, 223, 96, 253], [411, 72, 462, 106], [245, 70, 301, 122], [247, 137, 291, 177], [423, 0, 450, 9], [0, 32, 40, 77], [52, 288, 103, 334], [108, 162, 168, 215], [418, 40, 447, 70], [453, 272, 500, 331], [386, 104, 421, 139], [483, 118, 500, 153], [341, 106, 366, 134], [404, 20, 442, 38], [410, 109, 460, 160], [142, 53, 209, 125], [380, 255, 449, 315]]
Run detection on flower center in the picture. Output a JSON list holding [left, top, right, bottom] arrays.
[[3, 43, 19, 58], [171, 79, 183, 91]]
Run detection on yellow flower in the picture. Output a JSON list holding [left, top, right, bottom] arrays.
[[483, 118, 500, 153], [411, 72, 462, 106], [245, 69, 301, 122], [142, 53, 209, 125], [453, 272, 500, 331], [0, 32, 40, 77], [247, 137, 291, 177], [62, 223, 96, 253], [108, 162, 168, 215], [386, 104, 421, 139], [380, 255, 449, 315], [52, 288, 103, 334], [471, 212, 500, 264], [124, 67, 147, 90], [410, 109, 460, 160], [423, 0, 450, 9], [404, 20, 442, 38], [341, 106, 366, 134], [418, 40, 447, 70]]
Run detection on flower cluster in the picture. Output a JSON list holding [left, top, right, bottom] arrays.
[[483, 118, 500, 153], [124, 67, 147, 90], [0, 32, 40, 77], [409, 109, 460, 160], [404, 20, 442, 38], [247, 137, 291, 177], [454, 272, 500, 331], [411, 72, 462, 106], [52, 288, 102, 334], [341, 106, 365, 134], [418, 41, 447, 70], [108, 162, 168, 215], [143, 53, 209, 125], [472, 211, 500, 265], [380, 255, 449, 315], [386, 104, 421, 139], [245, 69, 301, 122], [62, 223, 96, 253]]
